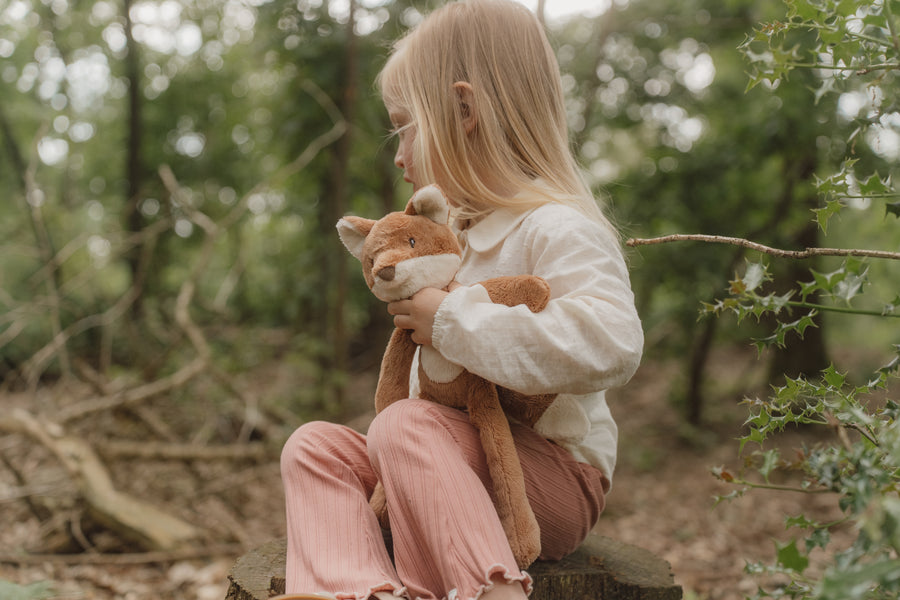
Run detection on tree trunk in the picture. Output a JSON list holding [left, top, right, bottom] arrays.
[[767, 216, 829, 383], [684, 149, 827, 423], [317, 0, 358, 412], [122, 0, 146, 312]]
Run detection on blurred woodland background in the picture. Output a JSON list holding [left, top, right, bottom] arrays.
[[0, 0, 898, 598]]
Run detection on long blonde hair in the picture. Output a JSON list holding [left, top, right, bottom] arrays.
[[377, 0, 611, 227]]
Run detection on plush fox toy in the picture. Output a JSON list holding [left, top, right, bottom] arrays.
[[337, 185, 556, 568]]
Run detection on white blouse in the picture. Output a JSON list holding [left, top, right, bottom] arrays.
[[427, 195, 643, 486]]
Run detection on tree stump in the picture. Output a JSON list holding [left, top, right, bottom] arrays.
[[226, 535, 682, 600]]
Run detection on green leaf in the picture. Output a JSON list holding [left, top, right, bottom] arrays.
[[819, 558, 900, 599], [880, 345, 900, 376], [835, 0, 859, 17], [842, 256, 866, 276], [775, 539, 809, 573], [799, 278, 820, 301], [823, 365, 846, 389], [758, 448, 781, 482], [785, 514, 818, 529], [811, 267, 846, 294], [742, 261, 769, 292], [762, 311, 819, 348], [818, 26, 845, 46], [713, 487, 748, 506], [887, 201, 900, 218], [857, 173, 891, 196], [884, 295, 900, 315], [833, 269, 867, 304], [813, 199, 843, 233], [785, 0, 815, 20], [812, 75, 838, 104], [805, 526, 831, 552]]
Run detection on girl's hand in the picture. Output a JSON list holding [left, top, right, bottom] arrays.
[[388, 287, 451, 346]]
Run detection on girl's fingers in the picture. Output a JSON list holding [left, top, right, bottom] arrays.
[[387, 300, 411, 316]]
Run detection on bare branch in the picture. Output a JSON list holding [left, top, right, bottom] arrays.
[[96, 440, 271, 461], [626, 234, 900, 261], [18, 219, 171, 385], [0, 544, 244, 565], [19, 77, 347, 427], [56, 356, 207, 422], [22, 124, 70, 382]]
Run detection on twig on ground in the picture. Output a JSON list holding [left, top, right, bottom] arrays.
[[0, 544, 244, 565], [95, 440, 271, 461]]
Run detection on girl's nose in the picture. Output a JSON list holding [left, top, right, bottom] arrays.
[[394, 148, 404, 169]]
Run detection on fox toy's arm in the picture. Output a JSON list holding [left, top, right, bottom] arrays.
[[374, 327, 419, 413], [479, 275, 551, 313]]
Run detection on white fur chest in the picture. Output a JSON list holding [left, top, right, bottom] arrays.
[[419, 346, 464, 384]]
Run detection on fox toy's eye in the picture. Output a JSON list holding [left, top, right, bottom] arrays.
[[409, 237, 415, 248]]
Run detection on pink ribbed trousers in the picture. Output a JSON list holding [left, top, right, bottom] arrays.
[[280, 399, 608, 600]]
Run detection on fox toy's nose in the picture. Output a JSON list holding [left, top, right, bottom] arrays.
[[376, 266, 395, 281]]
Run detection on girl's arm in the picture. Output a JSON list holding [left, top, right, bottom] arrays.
[[432, 212, 643, 396]]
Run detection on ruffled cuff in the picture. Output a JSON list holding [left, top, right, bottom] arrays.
[[334, 583, 408, 600], [446, 564, 533, 600]]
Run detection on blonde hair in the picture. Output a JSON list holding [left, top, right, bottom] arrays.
[[377, 0, 611, 227]]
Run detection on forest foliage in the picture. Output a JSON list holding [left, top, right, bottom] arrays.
[[1, 0, 896, 415], [0, 0, 898, 597], [701, 0, 900, 597]]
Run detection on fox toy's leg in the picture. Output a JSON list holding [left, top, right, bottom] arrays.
[[369, 481, 390, 529], [374, 328, 417, 413], [467, 379, 541, 569], [369, 326, 418, 526]]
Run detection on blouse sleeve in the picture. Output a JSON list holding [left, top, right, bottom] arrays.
[[431, 209, 643, 396]]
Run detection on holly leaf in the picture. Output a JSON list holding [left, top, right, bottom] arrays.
[[823, 365, 846, 389], [811, 267, 846, 294], [799, 278, 821, 301], [743, 261, 769, 293], [785, 0, 819, 20], [857, 173, 887, 194], [833, 268, 867, 304], [887, 201, 900, 219], [818, 25, 845, 46], [884, 295, 900, 315], [711, 465, 736, 482], [813, 199, 844, 233], [757, 448, 781, 482], [835, 0, 859, 17], [775, 539, 809, 573], [879, 345, 900, 376]]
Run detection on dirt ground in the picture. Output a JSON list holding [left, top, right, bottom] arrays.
[[0, 349, 854, 600]]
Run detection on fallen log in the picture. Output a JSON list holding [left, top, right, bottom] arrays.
[[2, 408, 200, 551]]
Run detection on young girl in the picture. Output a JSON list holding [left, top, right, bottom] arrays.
[[279, 1, 643, 600]]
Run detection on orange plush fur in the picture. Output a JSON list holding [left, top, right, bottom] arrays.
[[337, 185, 556, 568]]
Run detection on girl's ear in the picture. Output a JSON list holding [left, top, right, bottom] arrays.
[[336, 216, 375, 260], [453, 81, 477, 134], [407, 185, 450, 225]]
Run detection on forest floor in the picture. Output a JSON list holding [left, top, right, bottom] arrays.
[[0, 347, 857, 600]]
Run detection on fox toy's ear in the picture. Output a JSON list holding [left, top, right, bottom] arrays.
[[406, 185, 450, 225], [336, 216, 375, 260]]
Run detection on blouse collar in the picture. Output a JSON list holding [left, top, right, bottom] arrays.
[[454, 183, 552, 252], [456, 207, 533, 252]]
